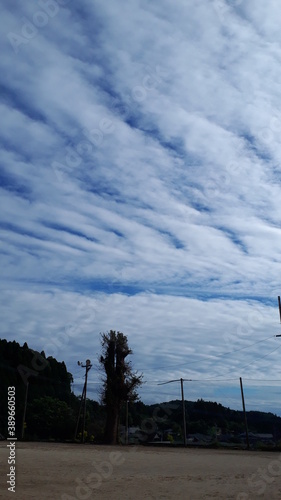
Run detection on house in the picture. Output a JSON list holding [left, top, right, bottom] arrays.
[[187, 433, 212, 445], [239, 432, 274, 445]]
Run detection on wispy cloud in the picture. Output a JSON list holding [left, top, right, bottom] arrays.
[[1, 0, 281, 412]]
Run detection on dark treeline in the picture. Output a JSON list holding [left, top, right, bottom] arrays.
[[1, 338, 281, 444], [143, 400, 281, 440], [0, 338, 77, 440]]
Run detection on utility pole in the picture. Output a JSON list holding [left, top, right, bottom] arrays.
[[126, 400, 129, 445], [74, 359, 92, 443], [20, 370, 38, 440], [21, 381, 29, 439], [277, 296, 281, 335], [239, 377, 249, 450], [181, 378, 187, 446], [74, 384, 85, 441], [158, 378, 191, 447]]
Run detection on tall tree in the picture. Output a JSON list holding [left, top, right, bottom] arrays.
[[99, 330, 142, 444]]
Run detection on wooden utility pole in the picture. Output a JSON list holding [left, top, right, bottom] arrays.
[[158, 378, 191, 447], [82, 360, 92, 443], [276, 296, 281, 339], [181, 378, 187, 446], [239, 377, 249, 450], [74, 384, 85, 441], [21, 381, 29, 439], [74, 359, 92, 443], [126, 400, 129, 445]]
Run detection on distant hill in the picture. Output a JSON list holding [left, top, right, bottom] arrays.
[[1, 338, 281, 445], [143, 399, 281, 438], [0, 338, 75, 438]]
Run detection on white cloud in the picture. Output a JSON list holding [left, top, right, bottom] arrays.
[[1, 0, 281, 413]]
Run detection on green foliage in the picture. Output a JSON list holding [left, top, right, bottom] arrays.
[[2, 338, 281, 446], [27, 397, 75, 439], [77, 431, 88, 442], [167, 433, 174, 443], [0, 338, 74, 439]]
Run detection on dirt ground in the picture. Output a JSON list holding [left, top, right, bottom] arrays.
[[1, 442, 281, 499]]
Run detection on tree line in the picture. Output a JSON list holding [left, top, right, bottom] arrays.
[[0, 331, 142, 444], [1, 334, 281, 445]]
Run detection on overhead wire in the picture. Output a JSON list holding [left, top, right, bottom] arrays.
[[137, 333, 276, 372], [155, 342, 281, 385], [239, 342, 281, 372]]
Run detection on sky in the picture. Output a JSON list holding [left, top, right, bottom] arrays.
[[1, 0, 281, 415]]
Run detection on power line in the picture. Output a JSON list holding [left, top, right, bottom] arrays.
[[239, 343, 281, 372], [157, 377, 237, 384], [158, 378, 192, 386], [242, 379, 281, 382], [137, 334, 276, 372], [171, 343, 281, 382], [146, 335, 281, 383]]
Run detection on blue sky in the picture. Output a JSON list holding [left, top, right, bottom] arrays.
[[1, 0, 281, 414]]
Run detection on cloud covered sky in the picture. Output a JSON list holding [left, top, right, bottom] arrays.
[[1, 0, 281, 413]]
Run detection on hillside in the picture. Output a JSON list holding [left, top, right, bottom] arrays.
[[1, 339, 281, 445]]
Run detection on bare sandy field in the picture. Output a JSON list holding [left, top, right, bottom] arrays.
[[1, 442, 281, 499]]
